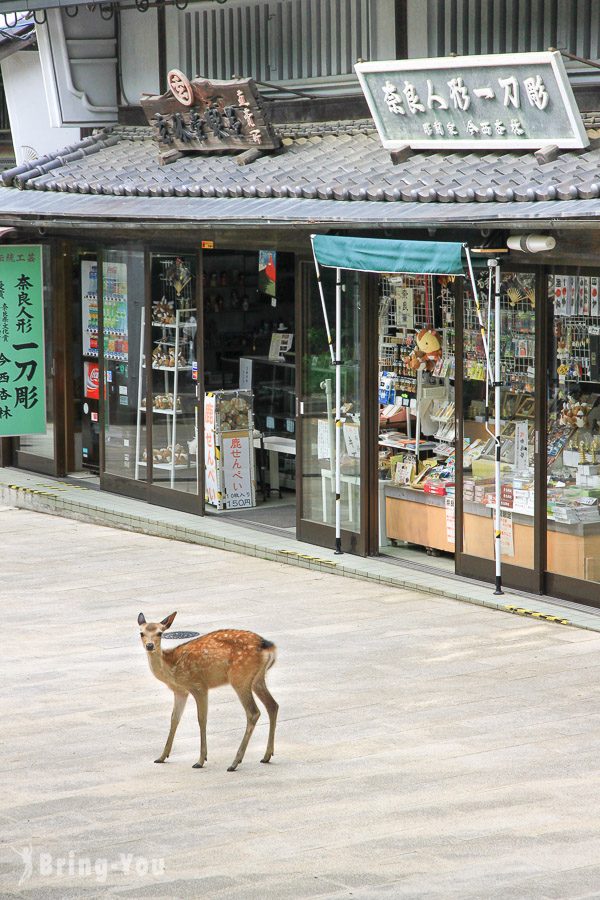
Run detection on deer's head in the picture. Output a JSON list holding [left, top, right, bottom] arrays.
[[137, 612, 177, 653]]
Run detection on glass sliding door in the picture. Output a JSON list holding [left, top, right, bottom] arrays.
[[546, 267, 600, 604], [458, 266, 539, 592], [100, 248, 145, 486], [377, 272, 457, 571], [98, 246, 203, 514], [297, 262, 365, 553], [147, 252, 201, 505]]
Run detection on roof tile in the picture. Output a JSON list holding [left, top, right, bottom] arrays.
[[3, 121, 600, 209]]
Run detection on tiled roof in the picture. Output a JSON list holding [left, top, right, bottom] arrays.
[[3, 120, 600, 207]]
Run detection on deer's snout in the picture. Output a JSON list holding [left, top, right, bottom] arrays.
[[145, 642, 155, 651]]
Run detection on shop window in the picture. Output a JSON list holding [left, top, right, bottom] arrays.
[[300, 268, 361, 533], [100, 248, 145, 482], [461, 270, 536, 571], [547, 271, 600, 584], [146, 252, 198, 495], [378, 273, 456, 567]]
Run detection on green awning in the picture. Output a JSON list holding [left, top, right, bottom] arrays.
[[311, 234, 465, 276]]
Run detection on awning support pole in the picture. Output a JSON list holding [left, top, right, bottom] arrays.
[[310, 236, 335, 365], [464, 245, 494, 385], [334, 267, 343, 554], [490, 257, 504, 595], [465, 244, 501, 594]]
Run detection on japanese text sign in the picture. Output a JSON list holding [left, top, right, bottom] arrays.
[[0, 246, 45, 437], [356, 52, 588, 150], [221, 432, 253, 508], [141, 74, 281, 160]]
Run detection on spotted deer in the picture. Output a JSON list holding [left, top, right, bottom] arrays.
[[137, 612, 278, 772]]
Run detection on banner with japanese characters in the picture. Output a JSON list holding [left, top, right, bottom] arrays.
[[0, 246, 45, 437], [221, 432, 254, 509], [356, 51, 587, 150]]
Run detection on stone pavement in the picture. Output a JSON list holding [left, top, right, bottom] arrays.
[[3, 508, 600, 898], [1, 466, 599, 633]]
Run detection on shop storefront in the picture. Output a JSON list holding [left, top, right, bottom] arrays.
[[3, 51, 600, 607], [3, 221, 600, 607]]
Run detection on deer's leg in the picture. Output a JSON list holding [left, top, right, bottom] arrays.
[[155, 691, 188, 763], [252, 673, 278, 764], [227, 683, 260, 772], [191, 688, 208, 769]]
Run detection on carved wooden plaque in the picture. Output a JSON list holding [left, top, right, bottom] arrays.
[[141, 71, 281, 162]]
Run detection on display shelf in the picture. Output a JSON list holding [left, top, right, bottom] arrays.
[[138, 460, 194, 470], [485, 503, 534, 517], [87, 327, 128, 337], [135, 305, 197, 488], [86, 349, 128, 361], [145, 365, 193, 372], [379, 436, 437, 452]]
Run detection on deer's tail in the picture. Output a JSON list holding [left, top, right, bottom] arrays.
[[260, 637, 277, 671]]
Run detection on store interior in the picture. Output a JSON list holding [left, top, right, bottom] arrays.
[[201, 249, 297, 527], [377, 271, 459, 571], [377, 265, 600, 589], [72, 247, 298, 531]]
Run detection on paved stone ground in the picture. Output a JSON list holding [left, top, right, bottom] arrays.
[[2, 506, 600, 899]]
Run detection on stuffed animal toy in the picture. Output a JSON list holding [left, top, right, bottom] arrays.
[[560, 395, 591, 429], [404, 328, 443, 372]]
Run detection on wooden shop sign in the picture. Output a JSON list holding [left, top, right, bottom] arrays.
[[141, 70, 281, 163], [356, 51, 588, 150]]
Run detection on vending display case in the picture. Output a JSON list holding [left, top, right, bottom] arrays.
[[204, 389, 256, 510]]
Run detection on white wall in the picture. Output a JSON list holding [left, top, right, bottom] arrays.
[[120, 7, 159, 103], [1, 52, 80, 165]]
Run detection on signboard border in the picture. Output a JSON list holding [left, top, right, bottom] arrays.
[[355, 51, 588, 151], [0, 244, 46, 438]]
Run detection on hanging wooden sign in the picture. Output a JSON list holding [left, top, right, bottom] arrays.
[[141, 71, 281, 163]]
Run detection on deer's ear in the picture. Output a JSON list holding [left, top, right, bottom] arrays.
[[160, 611, 177, 630], [137, 612, 146, 625]]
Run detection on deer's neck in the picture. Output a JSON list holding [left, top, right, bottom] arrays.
[[147, 648, 176, 685]]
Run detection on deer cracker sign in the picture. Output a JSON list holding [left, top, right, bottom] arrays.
[[141, 70, 281, 162]]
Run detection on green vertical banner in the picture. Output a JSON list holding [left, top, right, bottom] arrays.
[[0, 246, 45, 436]]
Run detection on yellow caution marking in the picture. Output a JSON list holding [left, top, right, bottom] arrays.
[[277, 549, 337, 566], [504, 604, 570, 626]]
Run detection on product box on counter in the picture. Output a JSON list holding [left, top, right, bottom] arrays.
[[423, 480, 453, 496], [513, 489, 535, 514], [471, 458, 512, 479]]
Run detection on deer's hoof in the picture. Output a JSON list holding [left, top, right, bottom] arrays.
[[192, 762, 205, 769], [227, 764, 239, 772], [260, 757, 271, 764], [154, 759, 166, 764]]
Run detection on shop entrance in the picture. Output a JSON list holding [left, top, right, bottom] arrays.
[[202, 248, 297, 531], [296, 261, 373, 555]]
